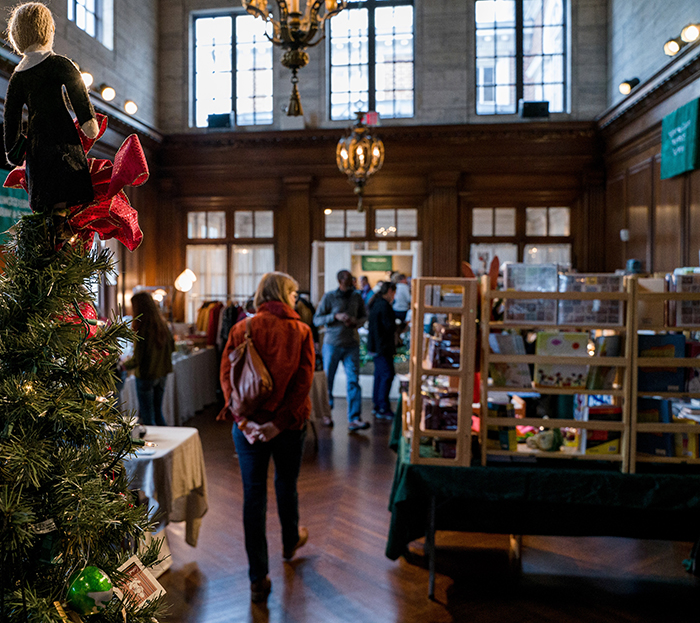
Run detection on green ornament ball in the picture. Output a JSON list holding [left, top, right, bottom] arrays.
[[67, 566, 113, 615]]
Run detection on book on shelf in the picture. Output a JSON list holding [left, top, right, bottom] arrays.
[[636, 277, 666, 328], [488, 332, 532, 387], [586, 334, 622, 390], [534, 332, 589, 388], [636, 397, 673, 457], [637, 333, 686, 393], [669, 273, 700, 327], [503, 262, 558, 325], [557, 273, 624, 326], [581, 405, 622, 455], [486, 400, 517, 451]]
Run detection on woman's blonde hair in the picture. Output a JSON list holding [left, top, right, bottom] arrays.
[[254, 272, 298, 310], [7, 3, 54, 55]]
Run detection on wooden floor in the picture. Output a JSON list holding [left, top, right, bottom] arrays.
[[159, 400, 700, 623]]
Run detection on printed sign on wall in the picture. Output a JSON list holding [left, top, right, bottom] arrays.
[[361, 255, 393, 272], [660, 98, 699, 179]]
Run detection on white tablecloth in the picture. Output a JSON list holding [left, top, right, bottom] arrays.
[[124, 426, 208, 548], [121, 347, 218, 426]]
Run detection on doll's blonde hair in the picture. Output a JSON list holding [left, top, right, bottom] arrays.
[[7, 2, 54, 55]]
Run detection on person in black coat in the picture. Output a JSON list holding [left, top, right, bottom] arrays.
[[367, 281, 397, 419], [4, 3, 99, 214]]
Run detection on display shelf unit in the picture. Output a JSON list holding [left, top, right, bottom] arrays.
[[403, 277, 478, 466], [479, 277, 634, 470], [629, 280, 700, 471]]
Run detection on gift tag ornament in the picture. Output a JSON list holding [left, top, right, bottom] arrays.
[[66, 566, 113, 615]]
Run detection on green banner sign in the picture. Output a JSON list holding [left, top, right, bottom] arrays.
[[361, 255, 393, 272], [0, 170, 31, 244], [660, 98, 699, 179]]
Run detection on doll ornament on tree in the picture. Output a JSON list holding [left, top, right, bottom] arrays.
[[3, 1, 99, 216]]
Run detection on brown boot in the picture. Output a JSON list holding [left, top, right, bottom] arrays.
[[250, 577, 271, 603], [283, 526, 308, 560]]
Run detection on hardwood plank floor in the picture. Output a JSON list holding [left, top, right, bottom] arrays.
[[158, 400, 700, 623]]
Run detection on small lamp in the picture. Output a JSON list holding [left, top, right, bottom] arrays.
[[81, 71, 94, 88], [124, 100, 138, 115], [680, 23, 700, 43], [174, 269, 197, 293], [618, 78, 640, 95], [99, 84, 116, 101], [663, 37, 684, 56]]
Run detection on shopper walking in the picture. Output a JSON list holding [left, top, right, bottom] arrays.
[[219, 272, 315, 603], [367, 282, 398, 419], [125, 291, 175, 426], [392, 273, 411, 323], [314, 269, 369, 431]]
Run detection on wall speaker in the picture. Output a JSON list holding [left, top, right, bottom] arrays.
[[207, 112, 234, 128], [518, 100, 550, 118]]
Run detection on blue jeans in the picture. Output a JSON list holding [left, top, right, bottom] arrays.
[[372, 354, 395, 414], [233, 425, 306, 583], [135, 376, 167, 426], [322, 343, 362, 421]]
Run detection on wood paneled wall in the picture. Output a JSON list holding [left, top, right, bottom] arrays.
[[599, 49, 700, 274], [155, 121, 604, 292]]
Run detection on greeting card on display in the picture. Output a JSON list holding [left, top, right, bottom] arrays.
[[557, 273, 624, 326], [113, 556, 165, 608], [534, 332, 589, 388], [503, 263, 558, 325]]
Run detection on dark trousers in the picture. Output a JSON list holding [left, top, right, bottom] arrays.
[[233, 424, 306, 582], [372, 354, 395, 414], [135, 376, 167, 426]]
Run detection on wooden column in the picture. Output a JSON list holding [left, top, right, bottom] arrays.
[[581, 171, 606, 272], [282, 176, 313, 291], [426, 172, 461, 277]]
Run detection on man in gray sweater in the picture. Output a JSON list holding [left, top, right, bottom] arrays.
[[314, 269, 369, 431]]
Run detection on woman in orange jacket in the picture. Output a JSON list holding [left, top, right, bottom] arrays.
[[219, 271, 315, 603]]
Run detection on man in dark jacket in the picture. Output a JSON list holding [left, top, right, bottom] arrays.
[[313, 270, 369, 431], [367, 282, 397, 419]]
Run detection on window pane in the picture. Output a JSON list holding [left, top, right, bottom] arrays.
[[523, 83, 544, 101], [469, 243, 518, 275], [543, 54, 564, 83], [254, 211, 274, 238], [526, 208, 547, 236], [232, 244, 275, 299], [195, 16, 233, 128], [495, 29, 516, 56], [543, 25, 563, 54], [494, 0, 516, 24], [548, 207, 570, 236], [330, 8, 369, 121], [524, 56, 543, 84], [397, 209, 418, 237], [236, 15, 273, 126], [524, 243, 571, 268], [375, 209, 396, 237], [235, 211, 254, 238], [185, 244, 227, 323], [472, 208, 493, 236], [494, 208, 516, 236], [207, 211, 226, 238], [523, 0, 543, 27], [476, 30, 496, 57], [346, 211, 366, 237], [544, 0, 564, 25], [325, 210, 345, 238], [544, 82, 564, 112], [187, 212, 208, 239]]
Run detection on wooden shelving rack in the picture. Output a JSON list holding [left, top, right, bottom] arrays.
[[403, 277, 478, 466], [479, 277, 634, 471], [629, 279, 700, 472]]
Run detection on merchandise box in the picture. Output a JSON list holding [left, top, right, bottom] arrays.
[[670, 274, 700, 327], [672, 415, 699, 459], [486, 401, 517, 451], [636, 397, 673, 457], [581, 405, 622, 454], [534, 332, 589, 388], [636, 278, 667, 328], [637, 333, 686, 392], [557, 273, 624, 326], [503, 263, 558, 325]]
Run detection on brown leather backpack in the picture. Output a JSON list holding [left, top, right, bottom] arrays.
[[228, 317, 274, 422]]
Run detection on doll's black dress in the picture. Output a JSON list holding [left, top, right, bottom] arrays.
[[3, 54, 96, 212]]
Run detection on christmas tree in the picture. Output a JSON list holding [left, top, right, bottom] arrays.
[[0, 124, 166, 621]]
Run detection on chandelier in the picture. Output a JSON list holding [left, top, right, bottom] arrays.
[[242, 0, 347, 116], [336, 112, 385, 212]]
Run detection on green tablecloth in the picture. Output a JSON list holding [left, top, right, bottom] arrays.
[[386, 437, 700, 560]]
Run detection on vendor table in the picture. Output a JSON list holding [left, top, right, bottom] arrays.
[[387, 437, 700, 598], [124, 426, 208, 549], [121, 347, 218, 426]]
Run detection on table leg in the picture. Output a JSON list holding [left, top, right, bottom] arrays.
[[426, 494, 436, 599], [509, 534, 522, 576]]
